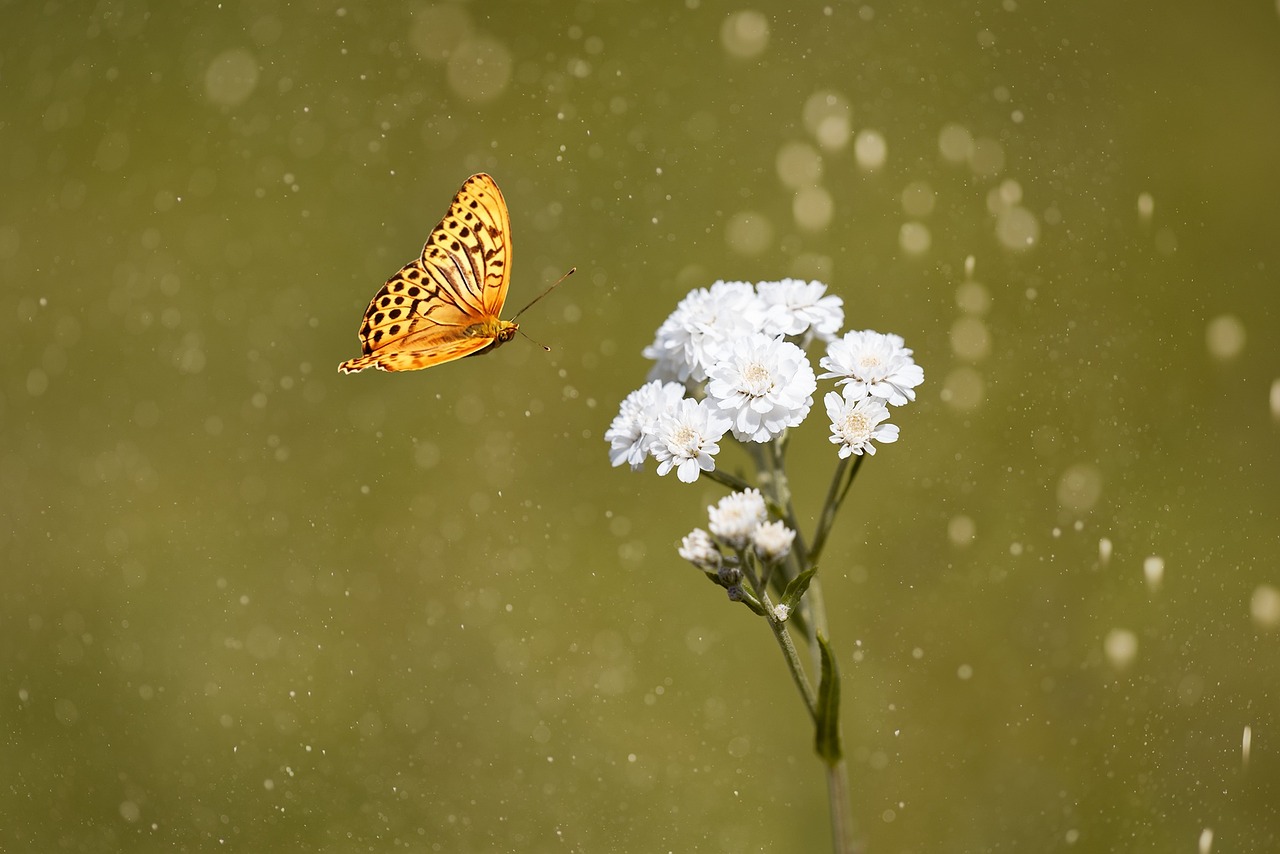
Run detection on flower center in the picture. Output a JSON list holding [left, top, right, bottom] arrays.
[[671, 425, 699, 450], [741, 361, 773, 396], [857, 354, 883, 373], [840, 411, 870, 441]]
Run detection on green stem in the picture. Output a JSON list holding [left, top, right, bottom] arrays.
[[778, 448, 857, 852], [808, 454, 865, 569], [733, 587, 768, 617], [703, 467, 753, 494], [834, 452, 865, 508], [765, 601, 817, 720], [743, 442, 788, 518], [737, 433, 861, 852], [767, 439, 809, 566], [763, 439, 825, 657], [741, 550, 817, 720], [826, 760, 856, 854]]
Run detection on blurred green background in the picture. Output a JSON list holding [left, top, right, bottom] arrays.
[[4, 1, 1279, 851]]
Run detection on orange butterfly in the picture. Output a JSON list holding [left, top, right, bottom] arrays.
[[340, 173, 541, 374]]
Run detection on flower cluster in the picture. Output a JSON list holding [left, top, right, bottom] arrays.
[[679, 489, 798, 601], [606, 279, 923, 481], [818, 329, 923, 458], [609, 276, 925, 841]]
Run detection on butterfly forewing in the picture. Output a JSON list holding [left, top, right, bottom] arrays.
[[425, 173, 512, 318], [338, 173, 515, 374]]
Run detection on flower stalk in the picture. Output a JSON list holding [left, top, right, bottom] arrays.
[[607, 279, 923, 854]]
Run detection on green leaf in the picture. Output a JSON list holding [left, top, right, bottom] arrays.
[[781, 564, 818, 612], [814, 634, 843, 763]]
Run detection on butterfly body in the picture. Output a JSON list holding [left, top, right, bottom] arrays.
[[339, 173, 516, 374], [464, 317, 518, 354]]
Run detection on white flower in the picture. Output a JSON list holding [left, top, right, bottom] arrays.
[[752, 520, 796, 563], [706, 333, 816, 443], [818, 330, 925, 406], [678, 528, 722, 571], [651, 398, 732, 483], [772, 603, 791, 622], [824, 391, 899, 458], [757, 279, 844, 342], [643, 281, 764, 382], [707, 488, 768, 548], [605, 380, 687, 469]]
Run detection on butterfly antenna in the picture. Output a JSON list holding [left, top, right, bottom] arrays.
[[518, 328, 553, 352], [512, 266, 576, 320]]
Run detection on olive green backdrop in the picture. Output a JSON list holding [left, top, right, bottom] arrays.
[[3, 1, 1278, 851]]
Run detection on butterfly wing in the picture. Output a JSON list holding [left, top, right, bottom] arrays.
[[337, 320, 494, 373], [337, 257, 497, 373], [425, 172, 512, 319], [338, 173, 514, 374]]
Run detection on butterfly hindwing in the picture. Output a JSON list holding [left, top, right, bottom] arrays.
[[337, 334, 493, 374], [339, 173, 516, 375]]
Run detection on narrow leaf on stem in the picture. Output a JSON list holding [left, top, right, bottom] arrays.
[[782, 564, 818, 612], [814, 634, 843, 763]]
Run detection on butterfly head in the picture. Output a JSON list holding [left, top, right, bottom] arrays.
[[465, 319, 519, 359]]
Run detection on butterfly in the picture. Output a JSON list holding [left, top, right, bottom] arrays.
[[339, 173, 523, 374]]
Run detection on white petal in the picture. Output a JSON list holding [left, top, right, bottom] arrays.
[[876, 424, 900, 443]]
